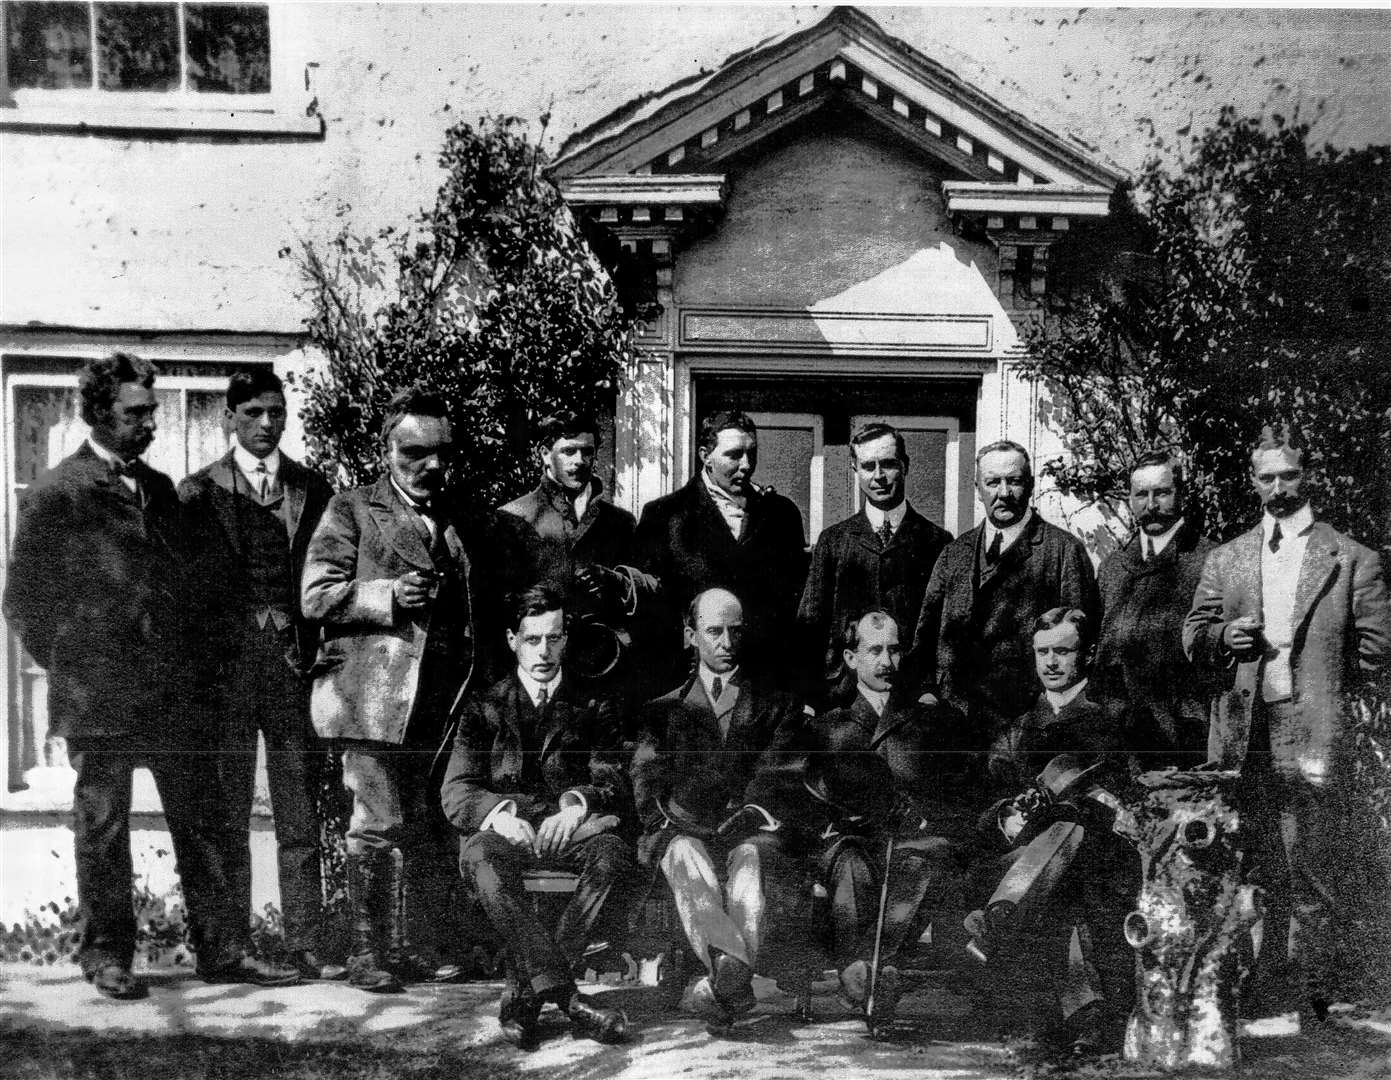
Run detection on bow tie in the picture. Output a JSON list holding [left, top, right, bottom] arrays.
[[109, 458, 141, 478]]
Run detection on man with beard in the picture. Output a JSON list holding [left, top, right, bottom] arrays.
[[1094, 452, 1217, 768], [636, 411, 807, 691], [909, 441, 1097, 749], [798, 423, 953, 707], [301, 386, 498, 993], [499, 413, 655, 693], [1185, 427, 1391, 1023]]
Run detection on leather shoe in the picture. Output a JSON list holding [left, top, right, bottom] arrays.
[[564, 991, 630, 1044], [289, 950, 348, 982], [388, 952, 465, 984], [86, 962, 146, 1000], [197, 952, 301, 987], [690, 955, 756, 1026], [499, 990, 541, 1051]]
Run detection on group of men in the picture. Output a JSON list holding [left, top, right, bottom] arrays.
[[5, 352, 1387, 1057]]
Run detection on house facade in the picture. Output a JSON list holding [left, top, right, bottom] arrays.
[[2, 3, 1386, 924]]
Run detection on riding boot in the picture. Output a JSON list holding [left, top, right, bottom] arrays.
[[346, 851, 401, 993]]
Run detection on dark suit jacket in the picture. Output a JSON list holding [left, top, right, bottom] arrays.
[[636, 475, 807, 684], [630, 672, 808, 845], [301, 478, 501, 745], [439, 671, 627, 833], [177, 449, 333, 674], [911, 512, 1098, 738], [812, 691, 982, 844], [797, 506, 952, 691], [1183, 519, 1391, 783], [988, 687, 1122, 796], [1094, 521, 1217, 760], [3, 443, 187, 739]]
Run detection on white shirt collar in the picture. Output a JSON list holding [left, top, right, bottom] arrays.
[[1141, 517, 1185, 559], [701, 468, 747, 508], [858, 683, 890, 716], [389, 476, 433, 516], [864, 500, 908, 534], [1262, 503, 1314, 542], [985, 507, 1033, 554], [699, 662, 738, 701], [1044, 677, 1088, 714], [517, 667, 561, 707], [232, 442, 281, 483], [86, 437, 130, 470]]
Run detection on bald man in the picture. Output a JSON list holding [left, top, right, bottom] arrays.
[[630, 588, 812, 1028]]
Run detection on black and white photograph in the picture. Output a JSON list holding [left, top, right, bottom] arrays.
[[2, 3, 1389, 1077]]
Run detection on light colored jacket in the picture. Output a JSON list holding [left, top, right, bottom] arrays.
[[1183, 519, 1391, 784]]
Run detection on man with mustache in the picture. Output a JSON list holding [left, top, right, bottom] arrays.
[[3, 353, 298, 999], [798, 423, 953, 708], [909, 440, 1097, 749], [1185, 427, 1391, 1024], [636, 411, 808, 692], [301, 386, 501, 992], [1093, 452, 1217, 768]]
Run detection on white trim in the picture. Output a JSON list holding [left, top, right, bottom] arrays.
[[560, 174, 727, 206], [941, 181, 1111, 217]]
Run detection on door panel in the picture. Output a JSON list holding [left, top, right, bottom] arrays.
[[747, 411, 821, 542]]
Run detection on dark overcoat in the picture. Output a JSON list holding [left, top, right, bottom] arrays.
[[1183, 520, 1391, 783], [1094, 521, 1217, 760], [3, 443, 187, 739], [499, 475, 638, 592], [439, 671, 628, 833], [797, 506, 952, 689], [177, 449, 333, 674], [910, 512, 1098, 740], [988, 688, 1123, 796]]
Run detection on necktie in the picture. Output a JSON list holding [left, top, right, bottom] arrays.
[[1269, 523, 1283, 554], [254, 461, 269, 502], [985, 530, 1003, 566], [112, 459, 145, 506], [1144, 537, 1155, 562], [536, 686, 548, 709], [877, 517, 893, 548], [710, 676, 723, 703]]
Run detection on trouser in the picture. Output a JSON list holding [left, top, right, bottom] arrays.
[[1241, 698, 1349, 1004], [660, 831, 810, 976], [218, 622, 324, 952], [68, 735, 241, 973], [824, 834, 961, 970], [339, 742, 456, 956], [461, 828, 635, 999]]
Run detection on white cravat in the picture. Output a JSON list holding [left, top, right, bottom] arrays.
[[1142, 518, 1184, 560], [701, 470, 747, 539], [858, 684, 889, 717], [516, 667, 561, 708], [984, 507, 1033, 560], [1044, 678, 1088, 714], [1260, 504, 1314, 702]]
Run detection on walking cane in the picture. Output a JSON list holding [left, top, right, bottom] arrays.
[[864, 831, 896, 1036]]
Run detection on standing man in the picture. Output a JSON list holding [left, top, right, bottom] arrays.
[[798, 422, 952, 706], [442, 586, 633, 1049], [301, 386, 496, 993], [3, 353, 297, 999], [499, 412, 655, 690], [1184, 428, 1391, 1020], [179, 369, 340, 980], [1094, 452, 1217, 768], [631, 588, 811, 1029], [636, 410, 807, 691], [910, 440, 1098, 747]]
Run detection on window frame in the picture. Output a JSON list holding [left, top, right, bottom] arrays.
[[0, 1, 321, 137]]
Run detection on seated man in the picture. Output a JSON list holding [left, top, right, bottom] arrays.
[[631, 587, 812, 1029], [967, 607, 1137, 1055], [441, 586, 634, 1049], [808, 610, 981, 1026]]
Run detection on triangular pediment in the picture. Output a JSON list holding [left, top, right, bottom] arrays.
[[550, 6, 1124, 191]]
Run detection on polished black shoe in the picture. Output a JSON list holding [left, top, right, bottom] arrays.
[[500, 990, 542, 1051], [387, 952, 464, 984], [197, 953, 302, 988], [289, 950, 348, 981], [564, 991, 630, 1044], [85, 961, 146, 1000]]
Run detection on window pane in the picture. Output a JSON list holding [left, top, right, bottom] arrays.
[[4, 2, 92, 90], [11, 385, 83, 485], [96, 2, 178, 91], [184, 4, 268, 93], [187, 389, 231, 474]]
